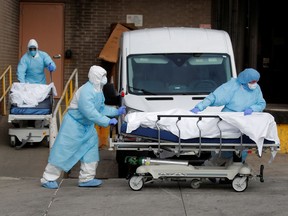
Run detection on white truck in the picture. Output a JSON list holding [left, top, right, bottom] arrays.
[[109, 27, 238, 177]]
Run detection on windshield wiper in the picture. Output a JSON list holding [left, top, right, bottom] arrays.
[[128, 86, 156, 95]]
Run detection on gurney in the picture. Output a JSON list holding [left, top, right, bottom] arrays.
[[8, 83, 57, 149], [110, 109, 280, 191]]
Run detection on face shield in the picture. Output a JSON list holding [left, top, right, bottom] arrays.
[[27, 39, 39, 57], [248, 81, 258, 90], [29, 47, 37, 57], [100, 76, 107, 88]]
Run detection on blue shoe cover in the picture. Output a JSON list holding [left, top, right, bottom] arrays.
[[79, 179, 102, 187], [42, 181, 58, 189]]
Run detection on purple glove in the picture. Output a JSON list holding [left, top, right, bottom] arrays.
[[244, 108, 253, 116], [118, 106, 126, 115], [109, 118, 118, 125], [48, 63, 55, 72], [190, 107, 200, 114]]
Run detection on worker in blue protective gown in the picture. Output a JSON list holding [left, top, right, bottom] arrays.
[[17, 39, 56, 84], [40, 65, 126, 189], [190, 68, 266, 170]]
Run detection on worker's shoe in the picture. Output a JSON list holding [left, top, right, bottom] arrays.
[[42, 181, 59, 189], [79, 179, 102, 187]]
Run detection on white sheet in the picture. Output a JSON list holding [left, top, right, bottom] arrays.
[[125, 109, 280, 157], [10, 82, 57, 107]]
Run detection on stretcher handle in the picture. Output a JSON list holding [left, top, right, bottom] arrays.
[[157, 115, 222, 120], [109, 124, 114, 139], [50, 71, 53, 83], [109, 123, 119, 139]]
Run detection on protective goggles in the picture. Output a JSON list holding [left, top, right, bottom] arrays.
[[249, 80, 258, 84]]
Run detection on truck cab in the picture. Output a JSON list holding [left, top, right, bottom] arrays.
[[118, 27, 237, 113], [114, 27, 237, 177]]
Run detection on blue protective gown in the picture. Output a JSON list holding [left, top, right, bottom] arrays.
[[195, 78, 266, 112], [194, 68, 266, 159], [17, 51, 56, 84], [48, 81, 118, 172]]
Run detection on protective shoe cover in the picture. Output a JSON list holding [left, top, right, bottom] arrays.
[[79, 179, 102, 187], [42, 181, 59, 189]]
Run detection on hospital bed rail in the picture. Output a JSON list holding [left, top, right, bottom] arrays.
[[110, 114, 278, 159], [0, 65, 13, 116]]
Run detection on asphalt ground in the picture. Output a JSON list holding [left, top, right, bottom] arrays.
[[1, 115, 288, 216]]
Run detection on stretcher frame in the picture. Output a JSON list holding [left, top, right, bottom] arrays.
[[127, 157, 264, 192], [110, 115, 279, 158], [110, 114, 279, 192], [7, 89, 54, 149]]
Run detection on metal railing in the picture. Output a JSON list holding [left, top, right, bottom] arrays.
[[49, 68, 79, 147], [0, 65, 13, 116]]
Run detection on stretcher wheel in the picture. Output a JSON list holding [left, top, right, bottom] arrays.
[[190, 179, 201, 189], [232, 176, 248, 192], [128, 175, 144, 191]]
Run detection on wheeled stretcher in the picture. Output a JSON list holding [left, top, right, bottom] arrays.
[[110, 109, 280, 191], [8, 83, 56, 149], [126, 157, 264, 192]]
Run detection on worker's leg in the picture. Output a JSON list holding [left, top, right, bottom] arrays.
[[205, 151, 233, 184], [78, 161, 102, 187], [40, 163, 62, 189], [204, 151, 233, 166]]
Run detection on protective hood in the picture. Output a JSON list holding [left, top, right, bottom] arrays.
[[237, 68, 260, 84], [27, 39, 38, 49], [27, 39, 39, 57], [88, 65, 107, 92]]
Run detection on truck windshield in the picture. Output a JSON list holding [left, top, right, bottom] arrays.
[[127, 53, 233, 95]]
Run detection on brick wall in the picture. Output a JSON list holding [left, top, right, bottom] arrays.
[[64, 0, 211, 86], [0, 0, 211, 87], [0, 0, 19, 76]]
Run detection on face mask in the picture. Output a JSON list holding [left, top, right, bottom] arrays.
[[248, 83, 258, 90], [29, 51, 36, 57], [100, 76, 107, 87]]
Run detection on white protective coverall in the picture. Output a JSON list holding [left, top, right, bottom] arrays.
[[41, 65, 119, 187]]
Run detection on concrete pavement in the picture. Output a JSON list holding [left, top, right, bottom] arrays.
[[1, 115, 288, 216]]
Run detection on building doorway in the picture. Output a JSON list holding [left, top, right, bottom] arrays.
[[257, 1, 288, 104], [19, 2, 64, 97]]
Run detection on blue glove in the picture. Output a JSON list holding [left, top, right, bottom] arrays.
[[244, 108, 253, 116], [190, 107, 200, 114], [118, 106, 126, 115], [109, 118, 118, 125], [48, 63, 55, 72]]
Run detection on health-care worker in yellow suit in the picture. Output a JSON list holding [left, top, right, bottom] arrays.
[[41, 65, 126, 189]]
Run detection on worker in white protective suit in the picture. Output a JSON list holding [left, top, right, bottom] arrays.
[[190, 68, 266, 175], [17, 39, 56, 84], [41, 65, 126, 189]]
